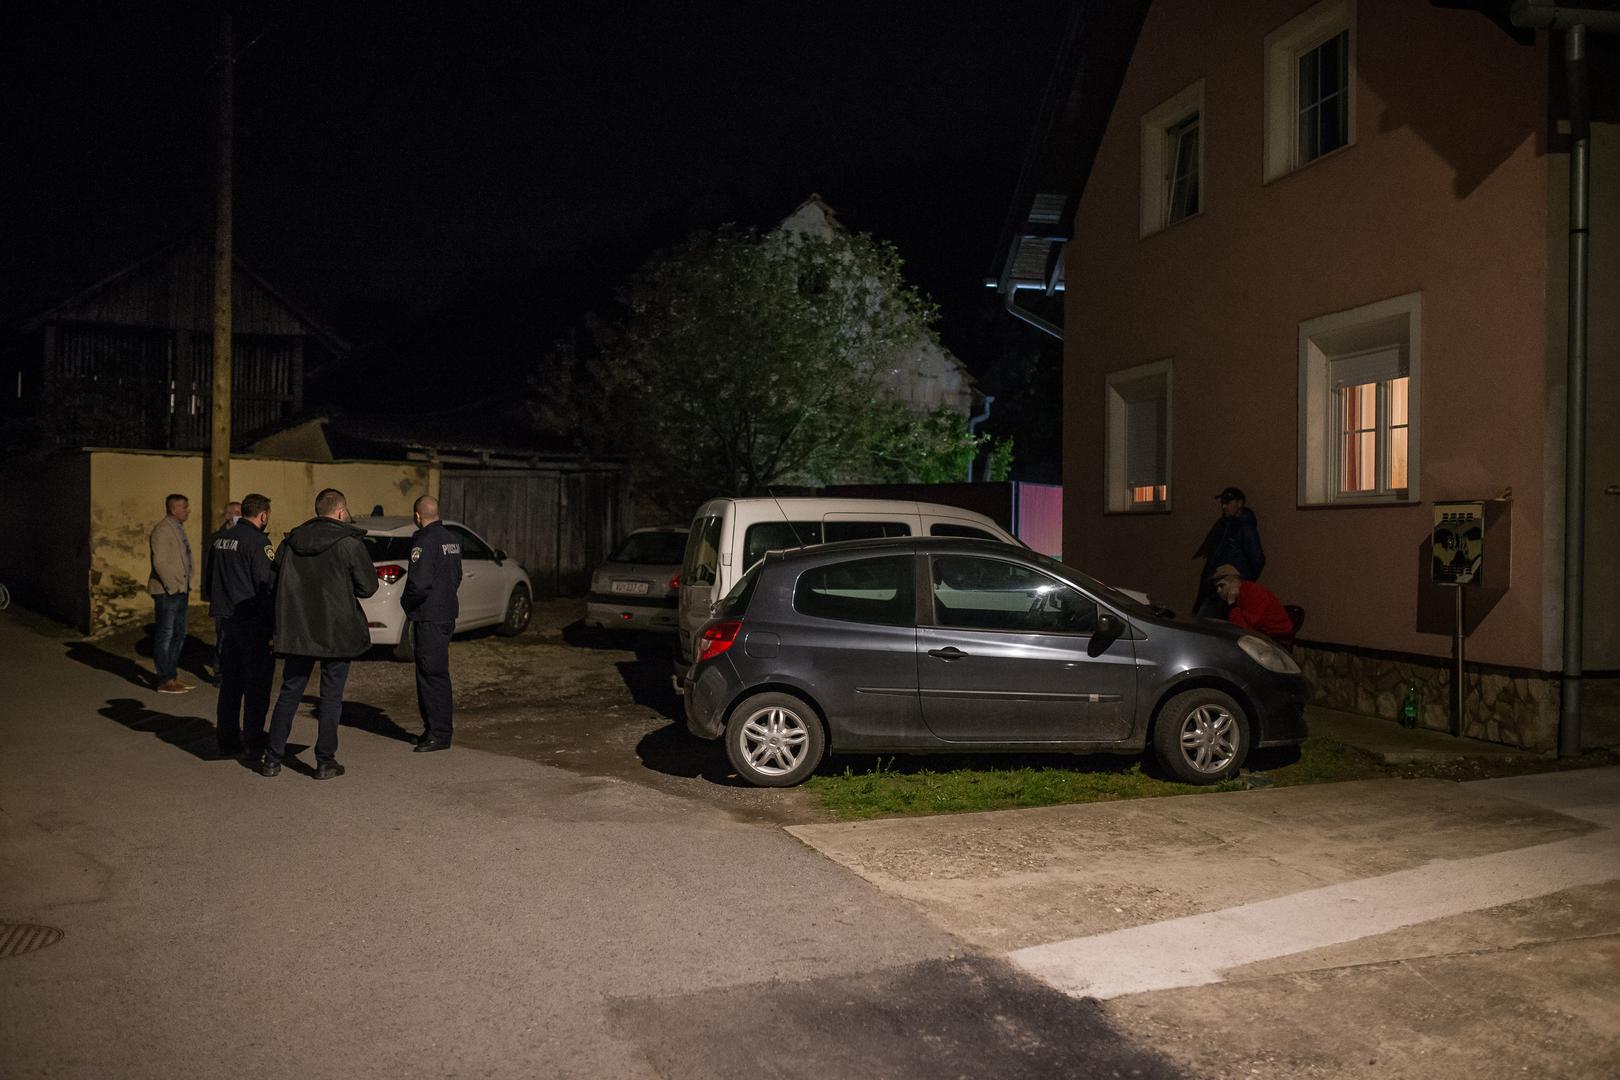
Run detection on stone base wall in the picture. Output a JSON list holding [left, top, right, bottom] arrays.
[[1296, 644, 1559, 752]]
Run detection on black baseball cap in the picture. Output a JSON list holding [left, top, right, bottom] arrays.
[[1215, 487, 1245, 502]]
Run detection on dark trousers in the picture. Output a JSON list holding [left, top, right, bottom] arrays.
[[212, 617, 227, 678], [413, 619, 454, 743], [216, 618, 273, 753], [151, 592, 189, 681], [266, 655, 351, 765]]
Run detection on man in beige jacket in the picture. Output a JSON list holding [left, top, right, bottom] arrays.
[[148, 493, 194, 693]]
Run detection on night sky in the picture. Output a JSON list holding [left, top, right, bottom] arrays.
[[3, 2, 1073, 458]]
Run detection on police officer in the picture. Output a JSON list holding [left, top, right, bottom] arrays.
[[207, 493, 275, 759], [402, 495, 462, 752]]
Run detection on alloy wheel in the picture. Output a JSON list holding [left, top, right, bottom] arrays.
[[1179, 703, 1237, 775], [738, 706, 811, 777]]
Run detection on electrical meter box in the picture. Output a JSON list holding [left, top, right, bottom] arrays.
[[1432, 499, 1511, 588]]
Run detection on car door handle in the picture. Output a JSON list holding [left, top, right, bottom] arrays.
[[927, 646, 967, 661]]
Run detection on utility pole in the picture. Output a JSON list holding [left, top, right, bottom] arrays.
[[207, 8, 234, 535]]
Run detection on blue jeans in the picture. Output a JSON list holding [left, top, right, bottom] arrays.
[[152, 592, 189, 682], [265, 656, 352, 765]]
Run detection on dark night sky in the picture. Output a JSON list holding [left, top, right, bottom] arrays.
[[3, 2, 1072, 406]]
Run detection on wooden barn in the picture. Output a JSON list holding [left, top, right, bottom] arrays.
[[2, 236, 346, 451]]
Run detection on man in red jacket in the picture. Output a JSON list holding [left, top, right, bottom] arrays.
[[1212, 563, 1294, 640]]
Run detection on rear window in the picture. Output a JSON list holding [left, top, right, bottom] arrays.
[[611, 531, 688, 565], [683, 516, 723, 586], [714, 564, 762, 618], [362, 535, 413, 561], [930, 522, 1000, 541], [793, 555, 915, 627], [744, 521, 822, 570]]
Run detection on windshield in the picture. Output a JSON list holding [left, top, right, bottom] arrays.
[[1032, 553, 1157, 619], [610, 530, 688, 565]]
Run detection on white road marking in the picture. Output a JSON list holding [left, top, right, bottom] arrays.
[[1009, 828, 1620, 1000]]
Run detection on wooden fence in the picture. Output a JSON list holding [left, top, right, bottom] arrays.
[[438, 466, 628, 598]]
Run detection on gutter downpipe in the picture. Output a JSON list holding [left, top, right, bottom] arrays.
[[1559, 23, 1590, 758], [967, 394, 995, 482], [1003, 286, 1064, 340]]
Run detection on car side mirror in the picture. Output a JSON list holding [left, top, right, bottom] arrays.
[[1088, 612, 1126, 657], [493, 549, 507, 564]]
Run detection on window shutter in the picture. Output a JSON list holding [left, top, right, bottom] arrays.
[[1126, 395, 1165, 487], [1330, 346, 1405, 388]]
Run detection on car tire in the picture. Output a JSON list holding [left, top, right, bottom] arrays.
[[497, 584, 532, 637], [1153, 687, 1250, 784], [393, 621, 415, 662], [724, 692, 826, 788]]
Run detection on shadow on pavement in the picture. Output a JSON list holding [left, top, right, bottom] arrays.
[[65, 633, 214, 690], [634, 722, 751, 787], [336, 699, 417, 744], [98, 698, 221, 761]]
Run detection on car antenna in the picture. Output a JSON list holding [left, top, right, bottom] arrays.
[[767, 487, 807, 551]]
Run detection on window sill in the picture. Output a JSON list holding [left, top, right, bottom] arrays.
[[1263, 140, 1355, 186], [1105, 507, 1174, 516], [1140, 209, 1204, 240], [1296, 497, 1420, 510]]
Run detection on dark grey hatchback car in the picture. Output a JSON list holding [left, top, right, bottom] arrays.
[[683, 537, 1307, 787]]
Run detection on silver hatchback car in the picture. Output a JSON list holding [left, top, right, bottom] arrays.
[[683, 536, 1308, 787], [586, 526, 689, 633]]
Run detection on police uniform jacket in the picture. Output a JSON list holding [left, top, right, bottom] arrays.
[[271, 517, 379, 658], [207, 518, 277, 624], [402, 520, 462, 624]]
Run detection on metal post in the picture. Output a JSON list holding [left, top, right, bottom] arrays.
[[1559, 24, 1589, 757], [1454, 585, 1466, 738], [207, 10, 234, 536]]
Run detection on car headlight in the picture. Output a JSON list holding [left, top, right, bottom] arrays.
[[1239, 634, 1301, 675]]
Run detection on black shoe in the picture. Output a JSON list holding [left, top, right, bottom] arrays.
[[414, 730, 431, 746], [313, 762, 346, 780], [257, 757, 282, 778], [413, 739, 452, 754], [216, 742, 244, 759]]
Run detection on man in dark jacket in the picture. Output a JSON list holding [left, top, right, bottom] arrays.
[[1193, 486, 1265, 617], [207, 494, 274, 758], [258, 488, 379, 780], [401, 495, 463, 752], [200, 500, 241, 683]]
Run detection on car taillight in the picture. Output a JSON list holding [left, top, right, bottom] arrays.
[[376, 564, 405, 584], [697, 619, 742, 662], [669, 573, 681, 590]]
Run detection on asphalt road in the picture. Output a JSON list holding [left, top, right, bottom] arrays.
[[0, 611, 1179, 1079]]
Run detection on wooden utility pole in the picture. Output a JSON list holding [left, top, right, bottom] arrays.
[[207, 9, 234, 532]]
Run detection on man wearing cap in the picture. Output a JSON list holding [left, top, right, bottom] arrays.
[[1193, 486, 1265, 617], [1212, 564, 1293, 640]]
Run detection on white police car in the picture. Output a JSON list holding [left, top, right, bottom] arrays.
[[354, 516, 532, 656]]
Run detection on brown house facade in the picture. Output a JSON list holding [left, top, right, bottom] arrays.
[[1057, 0, 1619, 749]]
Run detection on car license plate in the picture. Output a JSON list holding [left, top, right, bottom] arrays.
[[610, 580, 650, 595]]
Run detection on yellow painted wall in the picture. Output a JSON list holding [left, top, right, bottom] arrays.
[[88, 450, 438, 632]]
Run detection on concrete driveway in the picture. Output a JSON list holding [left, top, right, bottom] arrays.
[[790, 768, 1620, 1078]]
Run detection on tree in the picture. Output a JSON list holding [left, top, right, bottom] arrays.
[[562, 226, 954, 513]]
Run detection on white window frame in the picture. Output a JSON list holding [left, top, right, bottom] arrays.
[[1297, 293, 1421, 506], [1140, 80, 1204, 237], [1105, 359, 1173, 513], [1263, 0, 1356, 183]]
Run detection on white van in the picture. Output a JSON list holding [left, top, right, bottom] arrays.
[[677, 497, 1019, 661]]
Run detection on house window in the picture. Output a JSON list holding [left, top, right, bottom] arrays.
[[1166, 115, 1201, 224], [1106, 359, 1172, 512], [1140, 81, 1204, 236], [1298, 293, 1420, 506], [1264, 0, 1355, 182]]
